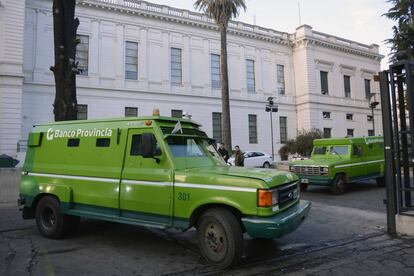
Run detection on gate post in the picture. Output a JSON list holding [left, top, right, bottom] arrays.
[[379, 70, 397, 234]]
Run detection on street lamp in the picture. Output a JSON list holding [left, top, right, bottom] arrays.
[[369, 93, 379, 136], [265, 97, 278, 161]]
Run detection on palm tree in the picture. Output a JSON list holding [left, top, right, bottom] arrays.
[[194, 0, 246, 151], [384, 0, 414, 62]]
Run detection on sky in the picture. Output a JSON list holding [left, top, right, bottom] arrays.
[[148, 0, 395, 69]]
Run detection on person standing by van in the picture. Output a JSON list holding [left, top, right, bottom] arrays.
[[234, 145, 245, 167], [218, 143, 229, 163]]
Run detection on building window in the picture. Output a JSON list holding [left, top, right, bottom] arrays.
[[323, 128, 332, 138], [248, 114, 258, 144], [171, 48, 182, 85], [365, 79, 372, 99], [277, 64, 285, 95], [212, 112, 222, 142], [125, 107, 138, 117], [246, 59, 255, 93], [323, 112, 331, 119], [171, 109, 183, 118], [344, 75, 351, 98], [320, 71, 329, 95], [76, 35, 89, 76], [279, 116, 287, 143], [125, 41, 138, 80], [77, 104, 88, 120], [346, 113, 354, 121], [367, 115, 373, 121], [368, 129, 374, 137], [211, 54, 221, 88], [347, 129, 354, 137]]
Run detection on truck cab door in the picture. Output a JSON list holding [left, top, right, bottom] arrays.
[[120, 129, 173, 227], [351, 145, 366, 180]]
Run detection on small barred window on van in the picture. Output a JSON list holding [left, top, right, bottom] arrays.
[[96, 138, 110, 147], [67, 138, 80, 147]]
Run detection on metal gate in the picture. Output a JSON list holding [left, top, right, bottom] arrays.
[[379, 59, 414, 233]]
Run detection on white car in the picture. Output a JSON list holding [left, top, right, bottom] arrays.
[[228, 151, 273, 168]]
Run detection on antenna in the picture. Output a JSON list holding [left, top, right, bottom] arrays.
[[253, 15, 256, 25], [298, 1, 302, 26]]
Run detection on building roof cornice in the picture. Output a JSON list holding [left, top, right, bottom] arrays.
[[292, 25, 383, 61], [77, 0, 292, 46], [75, 0, 383, 60]]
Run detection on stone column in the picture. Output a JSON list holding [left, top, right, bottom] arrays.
[[115, 23, 125, 88], [183, 35, 191, 92], [203, 38, 211, 93], [33, 9, 47, 81], [0, 0, 25, 157], [138, 27, 148, 89], [89, 19, 100, 86], [161, 31, 170, 90]]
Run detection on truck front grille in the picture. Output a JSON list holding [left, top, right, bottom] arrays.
[[291, 166, 321, 176], [278, 182, 299, 209]]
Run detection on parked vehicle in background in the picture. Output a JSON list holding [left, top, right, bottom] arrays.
[[228, 151, 273, 168], [18, 114, 310, 268], [289, 137, 384, 195]]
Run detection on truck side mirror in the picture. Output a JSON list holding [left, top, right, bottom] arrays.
[[140, 133, 156, 158]]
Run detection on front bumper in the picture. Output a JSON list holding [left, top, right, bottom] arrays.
[[297, 175, 332, 186], [242, 200, 311, 239]]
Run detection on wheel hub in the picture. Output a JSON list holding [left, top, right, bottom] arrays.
[[42, 207, 56, 228], [205, 223, 225, 253]]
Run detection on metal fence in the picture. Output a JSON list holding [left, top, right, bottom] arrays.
[[379, 59, 414, 233]]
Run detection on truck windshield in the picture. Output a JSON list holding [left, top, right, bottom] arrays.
[[166, 136, 226, 166], [313, 147, 327, 155], [329, 146, 349, 156], [167, 136, 206, 157]]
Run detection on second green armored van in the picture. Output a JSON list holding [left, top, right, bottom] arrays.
[[19, 114, 311, 268], [290, 137, 384, 195]]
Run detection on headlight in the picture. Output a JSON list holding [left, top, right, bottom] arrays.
[[320, 167, 329, 175], [272, 189, 279, 205], [289, 165, 293, 172]]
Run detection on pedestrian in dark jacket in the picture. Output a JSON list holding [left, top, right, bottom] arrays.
[[217, 143, 229, 163], [234, 145, 244, 167]]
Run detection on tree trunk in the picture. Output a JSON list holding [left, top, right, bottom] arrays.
[[51, 0, 79, 121], [220, 24, 232, 151]]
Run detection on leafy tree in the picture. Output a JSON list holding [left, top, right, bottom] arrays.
[[279, 129, 322, 160], [384, 0, 414, 61], [194, 0, 246, 150], [50, 0, 79, 121]]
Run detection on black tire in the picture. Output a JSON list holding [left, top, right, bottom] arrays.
[[331, 174, 347, 195], [376, 177, 385, 187], [196, 208, 243, 268], [263, 162, 271, 168], [300, 182, 309, 192], [35, 196, 79, 238]]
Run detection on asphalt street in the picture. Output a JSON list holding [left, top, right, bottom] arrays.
[[0, 181, 389, 275]]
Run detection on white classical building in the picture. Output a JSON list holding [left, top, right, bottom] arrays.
[[0, 0, 383, 160]]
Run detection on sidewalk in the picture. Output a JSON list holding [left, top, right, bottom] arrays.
[[223, 233, 414, 276]]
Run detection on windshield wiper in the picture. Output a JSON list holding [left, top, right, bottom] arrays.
[[331, 150, 342, 158]]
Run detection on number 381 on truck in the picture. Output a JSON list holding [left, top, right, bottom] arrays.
[[18, 114, 311, 268]]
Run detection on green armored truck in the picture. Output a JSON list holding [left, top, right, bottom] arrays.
[[18, 114, 311, 267], [290, 136, 384, 195]]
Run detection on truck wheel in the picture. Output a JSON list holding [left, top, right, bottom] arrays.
[[376, 177, 385, 187], [196, 208, 243, 268], [331, 174, 347, 195], [35, 196, 78, 238], [300, 182, 309, 192], [263, 162, 271, 168]]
